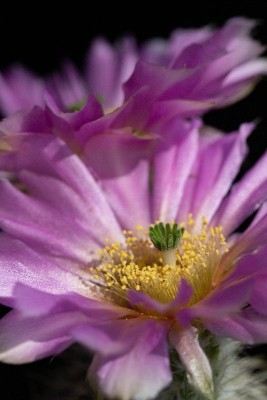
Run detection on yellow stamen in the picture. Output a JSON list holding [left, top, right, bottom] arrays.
[[89, 216, 228, 306]]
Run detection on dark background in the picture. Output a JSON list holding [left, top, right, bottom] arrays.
[[1, 1, 267, 399]]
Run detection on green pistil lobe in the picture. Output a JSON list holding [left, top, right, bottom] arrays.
[[149, 222, 184, 252]]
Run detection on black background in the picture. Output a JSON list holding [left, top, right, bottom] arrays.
[[1, 1, 267, 399]]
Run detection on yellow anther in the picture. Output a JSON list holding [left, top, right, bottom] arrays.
[[91, 215, 228, 305]]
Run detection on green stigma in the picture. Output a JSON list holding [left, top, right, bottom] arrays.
[[68, 99, 86, 112], [149, 222, 184, 252]]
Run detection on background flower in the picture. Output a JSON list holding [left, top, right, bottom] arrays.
[[0, 18, 266, 119]]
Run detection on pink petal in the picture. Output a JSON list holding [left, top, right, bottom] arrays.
[[140, 27, 212, 67], [205, 309, 267, 344], [178, 278, 253, 325], [62, 95, 103, 131], [72, 318, 149, 357], [247, 201, 267, 229], [0, 136, 123, 245], [128, 290, 170, 314], [0, 178, 99, 262], [152, 118, 199, 222], [46, 62, 86, 110], [147, 98, 216, 130], [251, 276, 267, 317], [223, 59, 267, 87], [212, 151, 267, 236], [12, 284, 134, 320], [124, 59, 190, 102], [178, 123, 253, 225], [0, 66, 44, 115], [219, 245, 267, 287], [83, 131, 152, 228], [88, 319, 171, 400], [0, 235, 85, 306], [219, 213, 267, 271], [0, 309, 88, 364], [86, 38, 137, 110]]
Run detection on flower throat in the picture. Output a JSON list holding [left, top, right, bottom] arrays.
[[91, 215, 228, 305]]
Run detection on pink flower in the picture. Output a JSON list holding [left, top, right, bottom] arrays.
[[125, 18, 267, 113], [0, 102, 267, 399], [0, 18, 266, 118]]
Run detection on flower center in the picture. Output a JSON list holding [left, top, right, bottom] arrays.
[[90, 215, 228, 305]]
